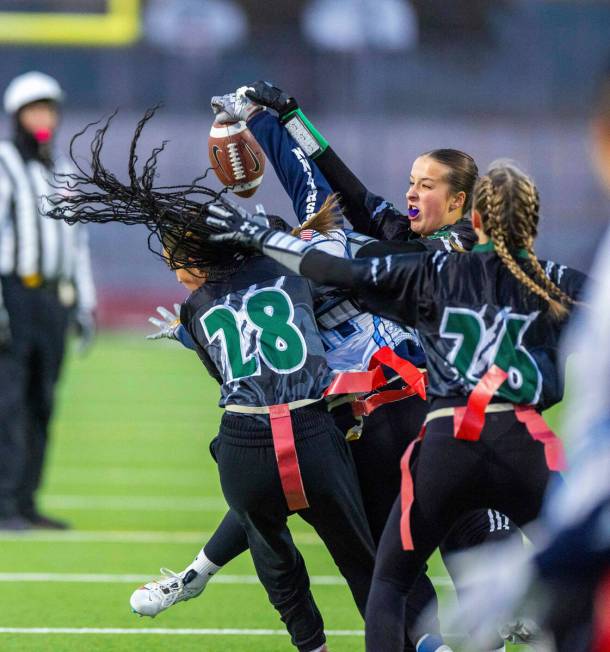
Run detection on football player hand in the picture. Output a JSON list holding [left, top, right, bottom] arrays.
[[205, 202, 271, 251], [0, 305, 11, 350], [243, 81, 298, 117], [210, 87, 264, 124], [147, 304, 181, 341], [74, 308, 96, 355]]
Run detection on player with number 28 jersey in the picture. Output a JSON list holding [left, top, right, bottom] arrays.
[[182, 255, 331, 412]]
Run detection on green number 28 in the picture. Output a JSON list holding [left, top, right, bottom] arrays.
[[201, 287, 307, 381]]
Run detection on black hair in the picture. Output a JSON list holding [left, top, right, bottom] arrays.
[[48, 107, 247, 279]]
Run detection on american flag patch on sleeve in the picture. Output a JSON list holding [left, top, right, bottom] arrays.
[[299, 229, 314, 241]]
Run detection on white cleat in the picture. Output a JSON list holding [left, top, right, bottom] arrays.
[[130, 568, 205, 618]]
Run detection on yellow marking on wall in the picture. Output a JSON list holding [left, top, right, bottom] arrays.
[[0, 0, 140, 46]]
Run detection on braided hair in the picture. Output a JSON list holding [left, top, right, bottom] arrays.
[[473, 161, 576, 319], [48, 107, 249, 280]]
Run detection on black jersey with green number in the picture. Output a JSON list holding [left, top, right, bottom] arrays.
[[303, 242, 587, 410], [181, 255, 332, 411]]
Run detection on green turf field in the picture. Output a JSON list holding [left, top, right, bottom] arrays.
[[0, 333, 553, 651]]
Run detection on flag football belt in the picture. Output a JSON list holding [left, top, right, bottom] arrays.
[[225, 397, 323, 512], [399, 364, 566, 551], [221, 347, 427, 512], [324, 346, 428, 423]]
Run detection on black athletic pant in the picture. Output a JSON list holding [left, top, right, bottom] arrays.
[[206, 392, 517, 650], [213, 403, 375, 651], [0, 276, 69, 519], [340, 393, 517, 648], [365, 404, 557, 651]]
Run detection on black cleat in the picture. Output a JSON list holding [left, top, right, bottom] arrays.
[[23, 512, 70, 530]]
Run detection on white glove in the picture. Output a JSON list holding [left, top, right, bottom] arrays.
[[210, 86, 264, 124], [147, 304, 181, 341]]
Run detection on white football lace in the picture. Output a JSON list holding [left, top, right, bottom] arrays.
[[227, 142, 246, 180]]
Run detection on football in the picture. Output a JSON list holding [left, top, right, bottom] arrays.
[[208, 120, 265, 198]]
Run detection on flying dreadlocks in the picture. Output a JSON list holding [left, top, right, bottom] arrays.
[[48, 107, 252, 279]]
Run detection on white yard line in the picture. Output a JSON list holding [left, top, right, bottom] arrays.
[[40, 495, 227, 511], [0, 627, 364, 636], [0, 529, 322, 545], [0, 571, 452, 586], [49, 467, 206, 486]]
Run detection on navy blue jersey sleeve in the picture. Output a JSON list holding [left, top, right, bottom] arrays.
[[313, 146, 414, 241], [175, 323, 196, 350], [247, 111, 332, 224]]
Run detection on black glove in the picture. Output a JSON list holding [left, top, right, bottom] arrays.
[[244, 81, 298, 119], [206, 202, 272, 251], [0, 305, 11, 350]]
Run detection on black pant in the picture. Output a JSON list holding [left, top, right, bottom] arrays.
[[339, 394, 517, 648], [365, 407, 556, 651], [0, 276, 69, 518], [205, 392, 518, 649], [214, 403, 375, 652]]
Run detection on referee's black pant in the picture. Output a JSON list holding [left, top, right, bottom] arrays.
[[365, 401, 557, 652], [213, 402, 375, 652], [0, 276, 69, 520]]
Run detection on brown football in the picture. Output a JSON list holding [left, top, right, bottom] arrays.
[[208, 120, 265, 198]]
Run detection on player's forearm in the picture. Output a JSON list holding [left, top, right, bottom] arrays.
[[262, 230, 396, 295], [258, 229, 418, 325], [261, 230, 356, 287], [247, 111, 332, 224], [356, 238, 427, 257]]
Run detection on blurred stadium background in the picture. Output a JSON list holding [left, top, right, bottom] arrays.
[[0, 2, 607, 650], [0, 0, 608, 327]]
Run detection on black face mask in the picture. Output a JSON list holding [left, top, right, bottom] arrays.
[[13, 114, 54, 167]]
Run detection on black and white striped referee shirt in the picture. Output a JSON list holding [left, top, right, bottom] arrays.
[[0, 141, 95, 311]]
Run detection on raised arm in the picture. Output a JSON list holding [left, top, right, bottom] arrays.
[[241, 82, 415, 241], [211, 92, 331, 225]]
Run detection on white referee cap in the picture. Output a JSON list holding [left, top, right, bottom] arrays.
[[3, 71, 64, 115]]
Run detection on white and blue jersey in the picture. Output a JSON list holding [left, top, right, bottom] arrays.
[[303, 228, 423, 371]]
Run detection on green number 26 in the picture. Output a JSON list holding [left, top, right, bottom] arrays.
[[201, 287, 307, 381], [439, 307, 542, 404]]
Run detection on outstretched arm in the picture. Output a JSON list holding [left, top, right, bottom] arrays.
[[205, 207, 427, 326], [243, 82, 414, 241]]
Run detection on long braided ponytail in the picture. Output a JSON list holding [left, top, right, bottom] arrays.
[[474, 162, 576, 319]]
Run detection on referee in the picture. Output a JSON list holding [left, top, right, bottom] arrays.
[[0, 72, 96, 530]]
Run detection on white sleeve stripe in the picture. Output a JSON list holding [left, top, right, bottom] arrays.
[[0, 143, 39, 277], [29, 161, 60, 278], [0, 165, 14, 275]]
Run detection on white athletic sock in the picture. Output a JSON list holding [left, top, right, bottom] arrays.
[[489, 647, 506, 652], [309, 645, 327, 652], [183, 549, 222, 588]]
